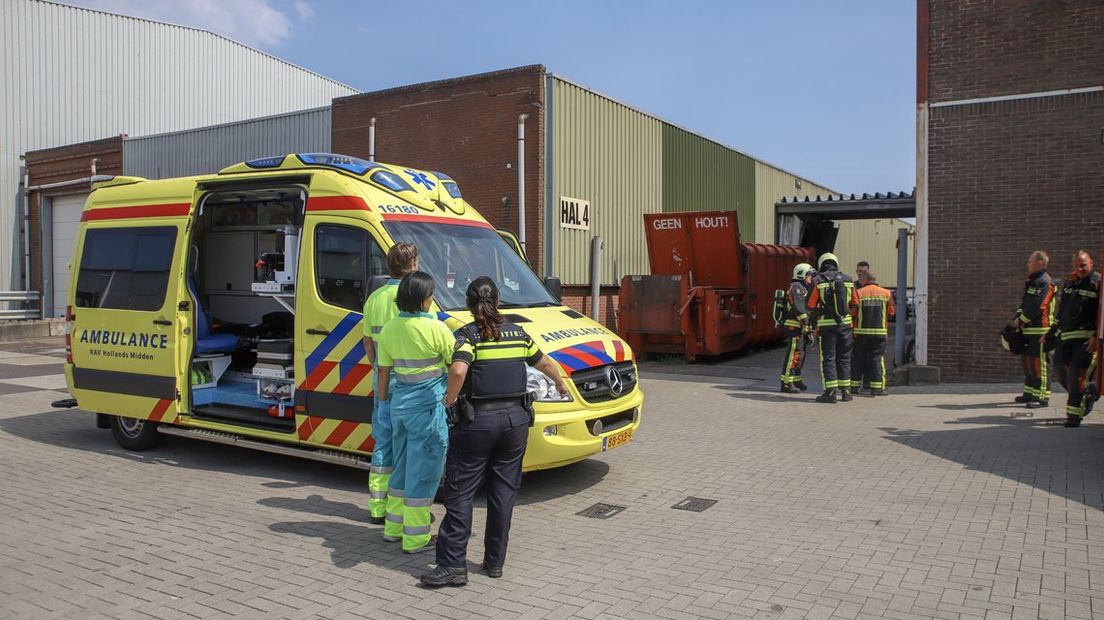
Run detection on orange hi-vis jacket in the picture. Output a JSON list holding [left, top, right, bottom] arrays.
[[853, 284, 896, 337]]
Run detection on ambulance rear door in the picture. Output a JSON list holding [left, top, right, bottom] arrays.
[[68, 203, 194, 423]]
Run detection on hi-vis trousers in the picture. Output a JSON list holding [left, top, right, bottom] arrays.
[[367, 385, 393, 519], [1021, 334, 1051, 402], [779, 329, 806, 386], [818, 325, 853, 391], [385, 377, 448, 552]]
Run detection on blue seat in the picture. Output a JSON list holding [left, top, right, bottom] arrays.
[[188, 277, 238, 355]]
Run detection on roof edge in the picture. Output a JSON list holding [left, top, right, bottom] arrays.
[[549, 72, 837, 194], [334, 64, 547, 104], [43, 1, 360, 94]]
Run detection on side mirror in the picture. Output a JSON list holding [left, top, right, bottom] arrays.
[[543, 277, 562, 303], [366, 275, 391, 297]]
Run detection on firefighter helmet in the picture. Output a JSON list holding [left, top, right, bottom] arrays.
[[817, 253, 839, 270], [792, 263, 813, 280]]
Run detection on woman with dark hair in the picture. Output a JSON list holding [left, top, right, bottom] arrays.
[[420, 277, 569, 587], [375, 271, 455, 554]]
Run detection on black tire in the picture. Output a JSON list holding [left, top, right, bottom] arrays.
[[109, 416, 162, 451]]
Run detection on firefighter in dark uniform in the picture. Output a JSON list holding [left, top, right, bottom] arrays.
[[1052, 250, 1100, 427], [1013, 251, 1056, 409], [780, 263, 814, 393], [807, 253, 860, 403], [420, 277, 569, 587]]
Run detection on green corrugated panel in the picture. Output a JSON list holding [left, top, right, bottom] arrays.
[[661, 125, 755, 241], [753, 161, 833, 243], [551, 78, 663, 285]]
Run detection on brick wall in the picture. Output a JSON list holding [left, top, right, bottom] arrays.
[[24, 136, 124, 296], [332, 65, 546, 275], [562, 286, 620, 331], [925, 1, 1104, 381], [928, 0, 1104, 102]]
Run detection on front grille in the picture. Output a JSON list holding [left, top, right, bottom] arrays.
[[571, 361, 637, 403]]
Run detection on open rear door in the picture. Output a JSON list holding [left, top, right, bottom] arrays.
[[68, 205, 194, 424]]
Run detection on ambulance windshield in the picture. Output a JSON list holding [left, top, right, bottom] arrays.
[[382, 221, 557, 311]]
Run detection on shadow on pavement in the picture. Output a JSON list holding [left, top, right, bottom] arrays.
[[880, 417, 1104, 510], [0, 409, 363, 492], [268, 519, 435, 573], [918, 401, 1027, 412]]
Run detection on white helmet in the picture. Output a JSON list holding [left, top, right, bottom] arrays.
[[793, 263, 813, 280]]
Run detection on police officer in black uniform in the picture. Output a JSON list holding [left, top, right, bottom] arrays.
[[420, 277, 569, 587]]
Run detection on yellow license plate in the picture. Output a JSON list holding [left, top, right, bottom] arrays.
[[602, 428, 632, 451]]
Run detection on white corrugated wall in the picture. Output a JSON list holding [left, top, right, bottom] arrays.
[[0, 0, 358, 289]]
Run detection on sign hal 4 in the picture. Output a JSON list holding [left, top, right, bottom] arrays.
[[560, 196, 591, 230]]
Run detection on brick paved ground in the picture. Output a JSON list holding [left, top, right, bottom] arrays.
[[1, 337, 1102, 619]]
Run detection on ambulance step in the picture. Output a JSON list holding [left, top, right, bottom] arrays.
[[157, 426, 371, 470], [191, 404, 295, 433]]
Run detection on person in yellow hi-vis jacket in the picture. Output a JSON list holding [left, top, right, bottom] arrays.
[[375, 271, 455, 553], [361, 243, 419, 524]]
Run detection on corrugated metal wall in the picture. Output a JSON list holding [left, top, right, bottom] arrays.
[[753, 161, 833, 243], [755, 163, 913, 288], [550, 78, 663, 286], [0, 0, 357, 288], [124, 108, 332, 179], [832, 219, 915, 289], [662, 126, 756, 233]]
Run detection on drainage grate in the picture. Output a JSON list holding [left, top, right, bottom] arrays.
[[577, 503, 626, 519], [671, 497, 717, 512]]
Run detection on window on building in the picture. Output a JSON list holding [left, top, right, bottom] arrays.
[[75, 227, 178, 311], [315, 224, 387, 311]]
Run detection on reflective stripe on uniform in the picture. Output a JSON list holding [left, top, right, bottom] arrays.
[[1060, 330, 1094, 341], [404, 497, 434, 508], [404, 524, 432, 536], [394, 357, 441, 368], [395, 368, 444, 383], [370, 465, 394, 475]]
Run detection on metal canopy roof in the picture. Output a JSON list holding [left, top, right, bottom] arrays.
[[775, 191, 916, 221]]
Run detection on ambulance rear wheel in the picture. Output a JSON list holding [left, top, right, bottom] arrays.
[[109, 416, 162, 451]]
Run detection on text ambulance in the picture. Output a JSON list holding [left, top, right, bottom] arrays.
[[56, 153, 642, 471]]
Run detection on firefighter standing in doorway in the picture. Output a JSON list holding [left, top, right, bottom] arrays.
[[1052, 250, 1100, 427], [780, 263, 815, 393], [1012, 251, 1056, 409], [807, 253, 860, 403], [851, 272, 896, 396]]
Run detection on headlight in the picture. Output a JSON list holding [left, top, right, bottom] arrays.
[[527, 366, 572, 402]]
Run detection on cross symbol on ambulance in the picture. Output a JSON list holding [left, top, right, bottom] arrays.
[[403, 169, 436, 191]]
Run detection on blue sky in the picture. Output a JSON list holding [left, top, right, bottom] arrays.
[[70, 0, 916, 195]]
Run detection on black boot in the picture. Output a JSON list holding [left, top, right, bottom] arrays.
[[1014, 394, 1032, 404], [815, 390, 837, 404], [1025, 399, 1049, 409], [795, 380, 809, 392], [780, 383, 801, 394], [1065, 415, 1082, 428], [839, 389, 853, 402], [419, 565, 468, 587]]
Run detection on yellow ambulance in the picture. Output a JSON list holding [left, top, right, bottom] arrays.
[[56, 153, 642, 472]]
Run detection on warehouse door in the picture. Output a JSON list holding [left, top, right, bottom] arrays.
[[49, 193, 89, 317]]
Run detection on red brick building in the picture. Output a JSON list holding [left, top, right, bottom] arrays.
[[918, 0, 1104, 380]]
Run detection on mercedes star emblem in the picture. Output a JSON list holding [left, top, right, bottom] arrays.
[[606, 366, 624, 398]]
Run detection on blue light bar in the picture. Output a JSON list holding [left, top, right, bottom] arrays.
[[442, 181, 462, 199], [296, 153, 380, 175], [244, 155, 286, 169]]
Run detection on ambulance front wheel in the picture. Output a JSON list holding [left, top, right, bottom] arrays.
[[109, 416, 162, 451]]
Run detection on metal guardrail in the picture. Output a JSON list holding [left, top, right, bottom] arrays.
[[0, 291, 42, 320]]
